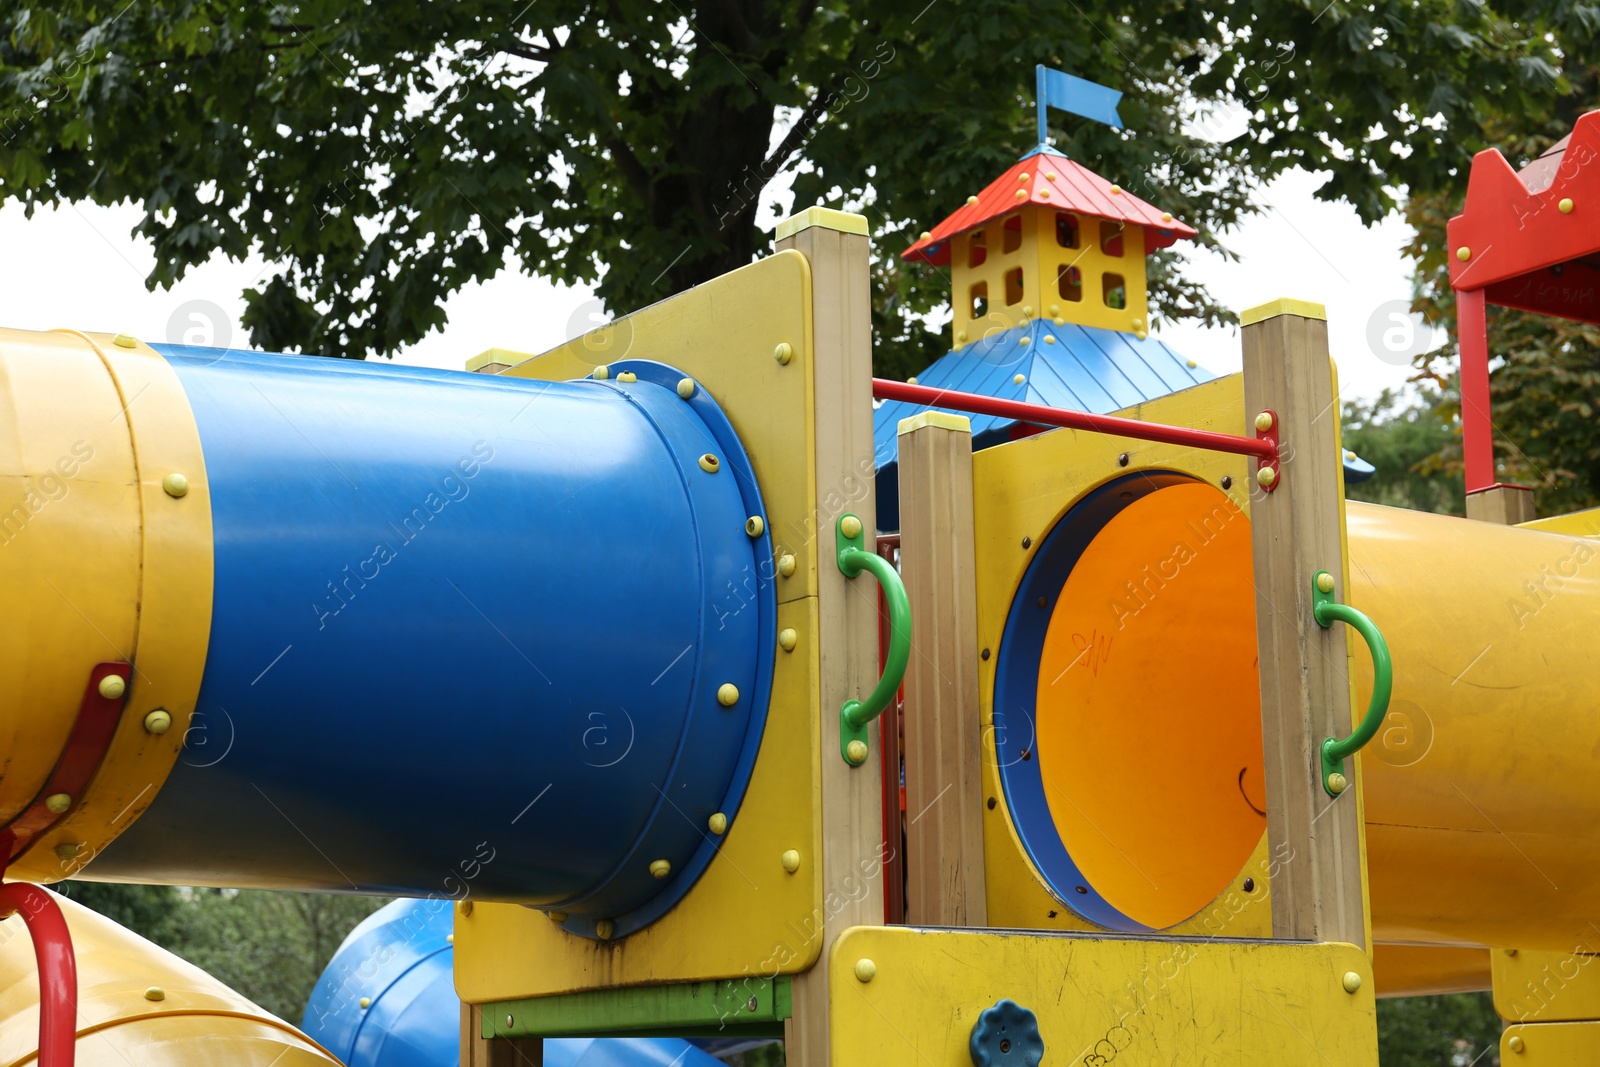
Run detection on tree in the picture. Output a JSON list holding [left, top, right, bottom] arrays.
[[1343, 386, 1464, 515], [1377, 992, 1502, 1066], [0, 2, 1581, 378]]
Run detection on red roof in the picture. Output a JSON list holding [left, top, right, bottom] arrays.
[[903, 147, 1197, 266], [1446, 110, 1600, 323]]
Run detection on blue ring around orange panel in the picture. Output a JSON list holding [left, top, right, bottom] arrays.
[[992, 470, 1192, 933]]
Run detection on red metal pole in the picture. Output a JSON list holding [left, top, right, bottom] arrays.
[[872, 379, 1277, 462], [1455, 287, 1495, 493], [0, 881, 78, 1067]]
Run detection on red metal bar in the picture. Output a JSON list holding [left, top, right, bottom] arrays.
[[1455, 287, 1496, 493], [873, 379, 1277, 462], [0, 877, 78, 1067]]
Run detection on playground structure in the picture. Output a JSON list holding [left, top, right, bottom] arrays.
[[1, 91, 1600, 1066]]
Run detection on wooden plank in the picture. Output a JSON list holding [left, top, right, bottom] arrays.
[[775, 210, 884, 1067], [897, 414, 988, 927], [1466, 484, 1536, 524], [1239, 299, 1369, 948], [463, 1003, 544, 1066]]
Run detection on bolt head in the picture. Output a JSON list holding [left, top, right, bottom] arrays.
[[717, 683, 740, 707], [845, 739, 869, 765], [162, 472, 189, 498], [1316, 572, 1336, 594], [778, 628, 798, 652], [745, 515, 765, 538], [1257, 466, 1278, 488], [698, 453, 720, 473], [616, 371, 637, 383], [1341, 971, 1362, 993], [774, 342, 794, 365], [144, 986, 165, 1002], [967, 195, 979, 205], [780, 849, 801, 873], [1456, 246, 1471, 261], [854, 957, 877, 982], [360, 996, 372, 1009], [1254, 411, 1275, 432], [840, 515, 863, 540], [677, 378, 697, 398], [112, 333, 139, 349], [1327, 772, 1348, 794], [907, 376, 918, 385], [1560, 198, 1575, 214], [593, 365, 609, 380], [55, 842, 80, 861], [457, 900, 473, 917], [98, 674, 127, 700], [44, 793, 71, 814], [595, 919, 615, 940], [1509, 1034, 1526, 1053], [708, 812, 729, 835], [1110, 184, 1122, 195], [144, 709, 173, 735], [777, 554, 796, 577], [649, 858, 672, 879], [548, 910, 568, 923], [1013, 373, 1026, 384]]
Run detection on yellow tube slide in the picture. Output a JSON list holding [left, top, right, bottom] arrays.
[[0, 891, 340, 1066]]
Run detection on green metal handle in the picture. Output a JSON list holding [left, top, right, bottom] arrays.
[[836, 513, 911, 766], [1314, 570, 1393, 797]]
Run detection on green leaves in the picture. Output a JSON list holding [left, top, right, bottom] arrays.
[[0, 1, 1587, 372]]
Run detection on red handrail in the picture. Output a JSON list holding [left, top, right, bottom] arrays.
[[873, 379, 1277, 463], [0, 879, 78, 1066]]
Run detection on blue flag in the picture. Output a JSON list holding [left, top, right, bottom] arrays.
[[1036, 65, 1124, 144]]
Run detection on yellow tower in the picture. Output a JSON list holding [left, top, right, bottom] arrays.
[[905, 147, 1196, 347]]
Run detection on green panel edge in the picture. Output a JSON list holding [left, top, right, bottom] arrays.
[[484, 977, 792, 1040]]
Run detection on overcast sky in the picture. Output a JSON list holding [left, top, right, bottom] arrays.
[[0, 165, 1436, 404]]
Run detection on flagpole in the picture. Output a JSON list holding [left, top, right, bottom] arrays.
[[1035, 64, 1049, 147]]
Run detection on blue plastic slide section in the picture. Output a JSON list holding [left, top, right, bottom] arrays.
[[88, 352, 774, 940], [304, 899, 727, 1067]]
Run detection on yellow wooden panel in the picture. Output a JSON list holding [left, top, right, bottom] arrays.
[[1519, 505, 1600, 537], [1494, 948, 1600, 1023], [455, 252, 826, 1000], [1502, 1022, 1600, 1061], [971, 374, 1274, 938], [828, 926, 1375, 1066]]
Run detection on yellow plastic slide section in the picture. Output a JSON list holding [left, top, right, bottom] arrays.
[[1037, 481, 1264, 929], [0, 891, 339, 1066]]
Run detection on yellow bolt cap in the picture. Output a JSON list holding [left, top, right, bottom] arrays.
[[162, 472, 189, 498], [698, 453, 720, 473], [548, 910, 568, 923], [1013, 373, 1026, 385], [1110, 184, 1122, 195], [745, 516, 765, 538], [956, 330, 968, 342], [1015, 189, 1026, 200], [1509, 1034, 1526, 1053], [854, 958, 877, 982], [99, 675, 127, 700], [360, 996, 372, 1009], [677, 378, 697, 398], [1316, 572, 1336, 594], [112, 333, 139, 349], [1045, 172, 1058, 181], [1327, 771, 1348, 794], [1018, 172, 1030, 182], [778, 628, 798, 652], [708, 812, 728, 835], [1254, 411, 1274, 432], [596, 919, 615, 940], [55, 843, 80, 861], [616, 371, 637, 383], [593, 365, 610, 380], [777, 554, 796, 577], [1559, 198, 1574, 214], [649, 859, 671, 879], [907, 376, 918, 385], [717, 683, 740, 707], [845, 739, 869, 765], [966, 195, 979, 205], [774, 342, 794, 365], [1018, 336, 1031, 346], [780, 849, 801, 873], [1162, 212, 1173, 222], [45, 793, 71, 814], [1052, 317, 1065, 326], [144, 709, 173, 734], [1049, 304, 1060, 315], [457, 900, 473, 917], [1187, 359, 1198, 368], [1456, 246, 1471, 261], [1022, 305, 1033, 316], [840, 515, 863, 539], [144, 986, 165, 1002], [1257, 466, 1278, 488], [1341, 971, 1362, 993], [919, 230, 931, 240], [447, 933, 454, 942]]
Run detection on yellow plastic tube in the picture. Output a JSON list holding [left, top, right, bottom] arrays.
[[0, 891, 341, 1066]]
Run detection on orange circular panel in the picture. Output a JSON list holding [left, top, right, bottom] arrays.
[[1035, 480, 1263, 929]]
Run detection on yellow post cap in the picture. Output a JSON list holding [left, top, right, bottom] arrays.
[[774, 206, 869, 242], [896, 411, 971, 436], [1239, 298, 1328, 326]]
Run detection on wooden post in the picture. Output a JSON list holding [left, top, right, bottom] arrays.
[[1466, 485, 1535, 524], [897, 413, 988, 928], [462, 1004, 543, 1066], [775, 207, 884, 1067], [1240, 298, 1369, 948]]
